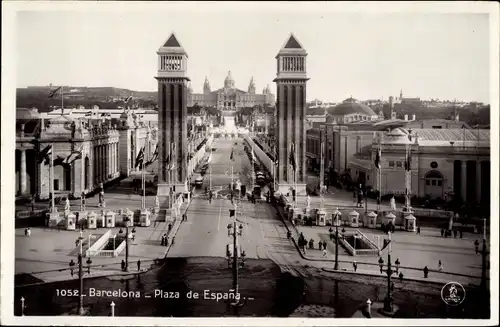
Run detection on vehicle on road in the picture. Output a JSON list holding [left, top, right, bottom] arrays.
[[192, 174, 204, 188]]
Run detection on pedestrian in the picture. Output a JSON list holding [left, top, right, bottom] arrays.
[[137, 260, 141, 272], [417, 226, 421, 235], [287, 231, 291, 239], [453, 230, 458, 238], [474, 240, 479, 254], [75, 239, 79, 247], [399, 271, 404, 281], [395, 258, 400, 274], [161, 235, 165, 246], [438, 260, 443, 272], [168, 223, 172, 232], [24, 228, 28, 237], [27, 228, 31, 237], [121, 260, 126, 272], [353, 261, 357, 272], [69, 259, 75, 277], [391, 282, 395, 292], [165, 237, 169, 246], [423, 266, 429, 278], [440, 229, 444, 237], [322, 248, 327, 258], [378, 257, 384, 273]]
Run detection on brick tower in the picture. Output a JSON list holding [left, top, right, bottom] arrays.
[[274, 34, 309, 195], [155, 33, 190, 197]]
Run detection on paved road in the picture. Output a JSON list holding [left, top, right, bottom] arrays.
[[170, 137, 307, 276]]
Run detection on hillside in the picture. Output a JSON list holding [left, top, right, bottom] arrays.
[[16, 86, 157, 112]]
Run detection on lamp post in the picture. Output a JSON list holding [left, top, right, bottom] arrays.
[[227, 221, 244, 313], [382, 231, 395, 314], [333, 209, 341, 271], [20, 297, 25, 316], [480, 218, 489, 290], [123, 216, 130, 272], [71, 230, 85, 315]]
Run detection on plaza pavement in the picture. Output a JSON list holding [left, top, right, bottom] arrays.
[[15, 199, 190, 284], [273, 203, 487, 286]]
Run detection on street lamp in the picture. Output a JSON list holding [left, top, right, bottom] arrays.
[[333, 208, 341, 271], [86, 258, 92, 275], [382, 231, 395, 314], [123, 216, 130, 272], [480, 218, 489, 290], [70, 231, 86, 315]]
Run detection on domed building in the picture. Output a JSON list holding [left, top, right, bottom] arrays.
[[326, 97, 379, 123], [188, 71, 275, 113]]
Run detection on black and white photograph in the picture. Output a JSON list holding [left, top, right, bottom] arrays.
[[1, 1, 498, 325]]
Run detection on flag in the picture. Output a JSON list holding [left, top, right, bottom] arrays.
[[84, 111, 92, 117], [124, 96, 133, 102], [48, 86, 62, 98], [289, 143, 296, 172], [38, 145, 53, 164], [135, 147, 145, 168], [404, 146, 412, 171], [381, 238, 391, 251], [63, 146, 83, 165], [375, 147, 381, 170], [167, 144, 176, 171], [145, 145, 158, 167]]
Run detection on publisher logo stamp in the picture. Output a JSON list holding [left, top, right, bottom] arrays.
[[441, 282, 466, 306]]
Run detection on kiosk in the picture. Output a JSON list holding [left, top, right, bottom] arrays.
[[140, 209, 151, 227], [316, 209, 326, 226], [104, 211, 116, 228], [87, 212, 97, 229], [65, 212, 76, 230], [367, 211, 378, 229], [349, 210, 360, 228], [404, 214, 417, 232]]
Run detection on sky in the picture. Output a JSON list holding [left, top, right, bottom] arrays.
[[13, 2, 493, 103]]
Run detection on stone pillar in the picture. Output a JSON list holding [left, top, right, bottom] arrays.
[[20, 149, 27, 195], [476, 161, 482, 202], [460, 160, 467, 202]]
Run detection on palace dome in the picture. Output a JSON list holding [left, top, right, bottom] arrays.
[[326, 97, 376, 117]]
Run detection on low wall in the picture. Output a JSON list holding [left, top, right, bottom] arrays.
[[16, 209, 49, 219], [337, 230, 380, 256]]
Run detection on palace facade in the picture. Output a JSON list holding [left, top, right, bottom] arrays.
[[188, 71, 275, 113]]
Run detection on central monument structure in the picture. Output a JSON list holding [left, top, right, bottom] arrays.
[[156, 33, 190, 197], [274, 34, 309, 195]]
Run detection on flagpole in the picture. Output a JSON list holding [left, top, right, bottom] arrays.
[[320, 139, 324, 209], [377, 143, 381, 212], [61, 86, 64, 116], [50, 143, 55, 214]]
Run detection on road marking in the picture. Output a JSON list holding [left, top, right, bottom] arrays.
[[217, 200, 222, 232]]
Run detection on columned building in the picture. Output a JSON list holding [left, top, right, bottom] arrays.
[[16, 108, 155, 200], [366, 128, 489, 204], [274, 34, 309, 195], [155, 33, 190, 196]]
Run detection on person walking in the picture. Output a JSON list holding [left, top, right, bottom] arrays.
[[24, 228, 28, 237], [322, 248, 327, 258], [438, 260, 443, 272], [137, 260, 141, 272], [474, 240, 479, 254], [161, 235, 165, 246], [353, 261, 358, 272], [69, 259, 75, 277], [121, 260, 126, 272], [417, 226, 421, 235], [168, 223, 172, 233], [378, 257, 384, 273], [423, 266, 429, 278], [395, 258, 400, 274], [27, 228, 31, 237], [440, 229, 445, 237]]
